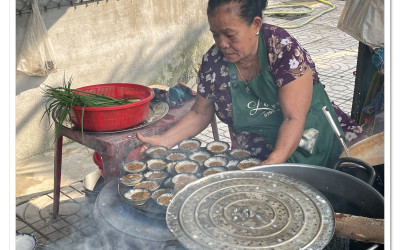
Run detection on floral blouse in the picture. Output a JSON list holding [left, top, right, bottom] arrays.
[[197, 23, 366, 160]]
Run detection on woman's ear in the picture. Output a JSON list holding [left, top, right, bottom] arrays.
[[253, 16, 263, 31]]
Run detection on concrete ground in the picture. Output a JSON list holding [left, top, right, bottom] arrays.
[[15, 0, 370, 248]]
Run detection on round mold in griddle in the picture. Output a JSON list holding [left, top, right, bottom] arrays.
[[202, 166, 228, 177], [166, 170, 335, 250], [134, 180, 160, 192], [178, 138, 202, 152], [119, 173, 143, 187], [123, 188, 151, 206], [189, 150, 211, 165], [165, 150, 187, 162], [156, 192, 175, 208], [174, 160, 200, 174], [144, 146, 168, 159], [205, 141, 230, 155], [203, 156, 228, 168], [123, 160, 147, 173], [146, 159, 168, 171], [229, 148, 251, 160], [236, 158, 261, 170], [151, 188, 173, 201], [144, 170, 168, 182]]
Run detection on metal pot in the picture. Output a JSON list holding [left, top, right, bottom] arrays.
[[333, 157, 384, 196], [247, 159, 384, 249], [339, 132, 384, 167]]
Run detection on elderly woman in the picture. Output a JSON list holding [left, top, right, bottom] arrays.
[[137, 0, 362, 167]]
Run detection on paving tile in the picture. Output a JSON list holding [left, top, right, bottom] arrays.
[[222, 130, 232, 140], [49, 233, 73, 246], [70, 181, 84, 190], [75, 205, 93, 218], [74, 218, 93, 230], [59, 225, 74, 235], [64, 190, 85, 200], [60, 186, 75, 194], [202, 127, 213, 134], [21, 205, 43, 224], [31, 220, 53, 231], [46, 230, 66, 241], [60, 203, 84, 218], [37, 225, 57, 235], [16, 218, 28, 231], [64, 214, 81, 224], [49, 219, 70, 230], [34, 236, 47, 245], [331, 84, 350, 91], [16, 226, 35, 234], [16, 202, 29, 218]]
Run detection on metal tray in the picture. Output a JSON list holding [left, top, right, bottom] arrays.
[[166, 170, 335, 250]]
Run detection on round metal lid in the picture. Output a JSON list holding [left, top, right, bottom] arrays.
[[166, 170, 335, 250]]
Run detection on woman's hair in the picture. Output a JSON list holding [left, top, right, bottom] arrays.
[[207, 0, 268, 25]]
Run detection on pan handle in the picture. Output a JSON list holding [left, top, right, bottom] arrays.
[[333, 157, 376, 186]]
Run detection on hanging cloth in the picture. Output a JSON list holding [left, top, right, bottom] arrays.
[[358, 72, 384, 124], [228, 29, 343, 167]]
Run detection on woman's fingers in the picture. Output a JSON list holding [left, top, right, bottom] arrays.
[[136, 133, 152, 159], [136, 132, 166, 147], [138, 143, 149, 159], [136, 132, 149, 143]]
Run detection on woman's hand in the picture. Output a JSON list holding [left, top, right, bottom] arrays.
[[136, 94, 215, 159], [136, 132, 168, 159], [258, 159, 274, 166]]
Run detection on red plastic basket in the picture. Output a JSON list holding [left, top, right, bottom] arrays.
[[69, 83, 155, 131]]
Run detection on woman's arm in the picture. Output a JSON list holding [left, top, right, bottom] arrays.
[[260, 69, 313, 165], [137, 93, 215, 151]]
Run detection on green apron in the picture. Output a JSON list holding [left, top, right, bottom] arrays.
[[228, 30, 343, 167]]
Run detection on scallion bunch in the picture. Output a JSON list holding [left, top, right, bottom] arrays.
[[41, 75, 139, 142]]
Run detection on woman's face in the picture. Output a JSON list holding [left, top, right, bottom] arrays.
[[208, 3, 261, 63]]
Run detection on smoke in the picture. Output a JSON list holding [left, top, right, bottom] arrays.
[[45, 173, 185, 249], [46, 219, 169, 250], [51, 232, 112, 250]]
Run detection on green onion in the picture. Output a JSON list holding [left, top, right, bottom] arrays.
[[41, 75, 140, 142]]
